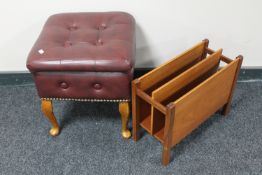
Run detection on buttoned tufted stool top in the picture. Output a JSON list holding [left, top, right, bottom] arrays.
[[26, 12, 135, 138]]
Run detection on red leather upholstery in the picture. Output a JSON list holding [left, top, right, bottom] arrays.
[[27, 12, 135, 100], [33, 71, 132, 99]]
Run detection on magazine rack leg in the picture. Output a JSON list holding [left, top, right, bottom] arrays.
[[162, 104, 175, 166], [162, 147, 171, 166], [221, 56, 243, 115], [132, 80, 141, 141]]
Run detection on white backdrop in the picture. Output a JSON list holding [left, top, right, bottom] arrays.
[[0, 0, 261, 71]]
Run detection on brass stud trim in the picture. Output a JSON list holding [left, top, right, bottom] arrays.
[[40, 98, 130, 102]]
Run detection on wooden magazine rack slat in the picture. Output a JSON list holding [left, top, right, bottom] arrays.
[[132, 39, 243, 165]]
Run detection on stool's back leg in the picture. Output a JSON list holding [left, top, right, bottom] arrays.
[[41, 100, 60, 136], [119, 102, 131, 139]]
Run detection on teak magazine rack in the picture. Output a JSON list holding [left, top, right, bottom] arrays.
[[132, 39, 243, 165]]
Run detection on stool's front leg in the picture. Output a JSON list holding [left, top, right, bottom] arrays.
[[119, 102, 131, 139], [41, 99, 60, 136]]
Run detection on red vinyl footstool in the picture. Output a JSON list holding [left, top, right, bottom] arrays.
[[26, 12, 135, 138]]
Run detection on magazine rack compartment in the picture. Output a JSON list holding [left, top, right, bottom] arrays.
[[132, 39, 243, 165], [139, 39, 209, 95]]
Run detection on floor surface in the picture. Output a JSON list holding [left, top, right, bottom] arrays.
[[0, 82, 261, 175]]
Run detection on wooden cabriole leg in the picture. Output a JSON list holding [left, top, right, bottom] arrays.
[[119, 101, 131, 139], [41, 99, 60, 136]]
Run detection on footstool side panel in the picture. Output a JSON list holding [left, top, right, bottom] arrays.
[[33, 72, 131, 100]]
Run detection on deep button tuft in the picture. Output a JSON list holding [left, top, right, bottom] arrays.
[[64, 41, 72, 47], [100, 23, 107, 29], [96, 39, 103, 45], [98, 23, 107, 30], [93, 83, 102, 90], [68, 25, 78, 30], [60, 82, 69, 89]]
